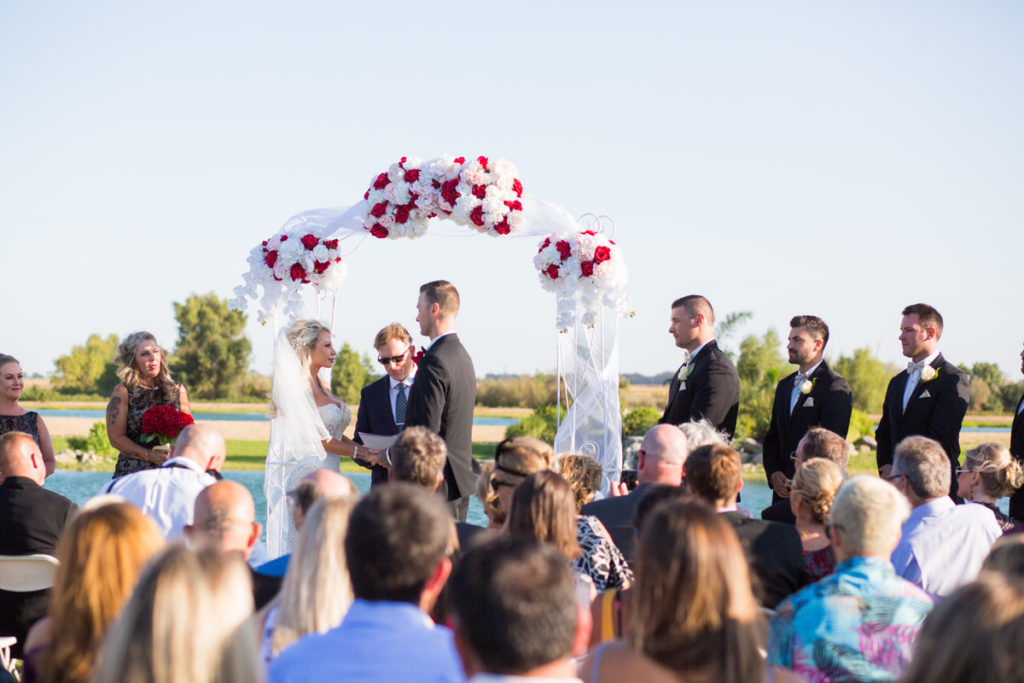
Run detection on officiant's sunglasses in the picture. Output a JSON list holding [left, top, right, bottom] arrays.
[[378, 347, 411, 365]]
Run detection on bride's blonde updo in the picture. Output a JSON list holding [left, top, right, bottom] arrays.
[[791, 458, 844, 525], [287, 320, 331, 366]]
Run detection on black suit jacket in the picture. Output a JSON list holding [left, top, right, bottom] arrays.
[[660, 340, 740, 438], [720, 510, 809, 609], [760, 499, 796, 525], [405, 334, 477, 502], [763, 361, 852, 483], [0, 477, 78, 654], [1009, 395, 1024, 519], [875, 354, 970, 478], [579, 483, 653, 568], [353, 375, 400, 486]]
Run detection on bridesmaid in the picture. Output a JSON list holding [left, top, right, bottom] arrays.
[[0, 353, 55, 476], [106, 332, 190, 479]]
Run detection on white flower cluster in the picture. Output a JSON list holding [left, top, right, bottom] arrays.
[[360, 157, 435, 240], [532, 231, 629, 329], [448, 156, 524, 237]]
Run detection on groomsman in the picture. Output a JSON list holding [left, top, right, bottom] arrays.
[[1010, 342, 1024, 519], [660, 295, 740, 438], [763, 315, 852, 503], [876, 303, 969, 496], [353, 324, 417, 488], [404, 281, 477, 521]]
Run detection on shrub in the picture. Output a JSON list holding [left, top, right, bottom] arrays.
[[67, 421, 117, 458], [846, 409, 875, 444], [504, 404, 558, 443], [622, 405, 661, 437]]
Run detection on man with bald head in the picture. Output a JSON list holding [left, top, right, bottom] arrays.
[[99, 423, 227, 540], [186, 480, 280, 608], [580, 423, 689, 566], [0, 431, 77, 656]]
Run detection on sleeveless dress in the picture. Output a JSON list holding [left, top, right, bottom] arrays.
[[112, 383, 182, 479], [0, 412, 40, 443], [317, 402, 352, 474]]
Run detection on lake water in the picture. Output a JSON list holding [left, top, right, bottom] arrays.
[[36, 409, 519, 427]]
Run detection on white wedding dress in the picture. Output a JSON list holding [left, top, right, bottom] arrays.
[[317, 402, 352, 472]]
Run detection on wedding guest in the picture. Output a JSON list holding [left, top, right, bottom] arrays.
[[0, 353, 55, 476], [404, 280, 477, 521], [0, 432, 78, 658], [21, 502, 164, 683], [259, 496, 356, 664], [449, 536, 589, 681], [789, 458, 844, 580], [762, 426, 850, 524], [982, 539, 1024, 578], [489, 436, 553, 521], [660, 295, 740, 438], [354, 323, 417, 487], [475, 461, 504, 529], [956, 442, 1024, 532], [580, 424, 687, 567], [875, 304, 970, 497], [685, 443, 808, 607], [106, 331, 191, 478], [1009, 341, 1024, 519], [889, 436, 1001, 596], [97, 423, 226, 539], [677, 417, 728, 449], [268, 484, 463, 682], [763, 316, 852, 504], [92, 546, 260, 683], [768, 475, 934, 682]]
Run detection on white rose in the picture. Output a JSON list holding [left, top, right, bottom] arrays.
[[279, 238, 305, 262], [388, 162, 404, 180], [273, 261, 288, 280], [508, 211, 525, 228], [312, 244, 329, 262], [379, 214, 395, 228], [461, 164, 488, 186]]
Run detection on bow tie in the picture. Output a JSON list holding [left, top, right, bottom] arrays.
[[680, 350, 691, 367], [794, 372, 807, 385], [907, 360, 927, 374]]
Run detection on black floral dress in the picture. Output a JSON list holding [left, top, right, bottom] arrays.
[[0, 412, 40, 443], [111, 383, 181, 479]]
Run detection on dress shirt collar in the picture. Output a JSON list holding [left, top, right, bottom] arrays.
[[425, 331, 455, 352], [389, 367, 416, 392], [908, 350, 941, 372], [160, 456, 205, 473], [904, 495, 955, 531], [344, 598, 436, 629], [689, 338, 715, 364], [834, 554, 896, 576], [795, 359, 823, 380]]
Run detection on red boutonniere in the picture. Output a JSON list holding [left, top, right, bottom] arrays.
[[412, 349, 425, 365]]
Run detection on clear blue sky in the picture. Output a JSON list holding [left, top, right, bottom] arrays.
[[2, 1, 1022, 382]]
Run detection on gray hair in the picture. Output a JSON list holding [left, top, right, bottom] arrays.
[[830, 475, 910, 557], [893, 436, 950, 500], [678, 419, 729, 449]]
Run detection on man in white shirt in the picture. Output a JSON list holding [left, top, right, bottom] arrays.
[[889, 436, 1001, 597], [99, 423, 226, 540]]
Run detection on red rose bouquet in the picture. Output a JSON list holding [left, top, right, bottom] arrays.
[[140, 405, 195, 446]]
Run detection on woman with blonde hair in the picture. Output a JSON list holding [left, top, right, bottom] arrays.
[[956, 442, 1024, 532], [488, 436, 553, 522], [790, 458, 844, 579], [106, 331, 191, 478], [474, 461, 504, 529], [259, 495, 356, 663], [21, 502, 164, 683], [0, 353, 55, 476], [92, 545, 260, 683]]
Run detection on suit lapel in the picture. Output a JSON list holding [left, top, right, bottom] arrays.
[[905, 354, 943, 412], [894, 371, 910, 420]]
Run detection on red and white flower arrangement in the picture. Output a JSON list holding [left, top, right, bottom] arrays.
[[360, 157, 437, 240], [533, 230, 628, 328], [140, 405, 195, 446]]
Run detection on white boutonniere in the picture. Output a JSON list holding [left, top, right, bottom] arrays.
[[800, 379, 814, 395], [921, 366, 937, 382], [677, 365, 690, 382]]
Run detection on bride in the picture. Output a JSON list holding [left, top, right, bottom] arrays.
[[265, 319, 379, 557]]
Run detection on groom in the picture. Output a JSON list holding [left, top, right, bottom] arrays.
[[404, 280, 477, 521]]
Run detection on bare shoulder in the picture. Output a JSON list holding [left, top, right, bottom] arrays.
[[580, 641, 681, 683]]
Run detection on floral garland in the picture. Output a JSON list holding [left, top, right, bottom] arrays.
[[533, 230, 628, 328]]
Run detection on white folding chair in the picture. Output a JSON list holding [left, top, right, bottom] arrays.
[[0, 636, 15, 681], [0, 554, 59, 681]]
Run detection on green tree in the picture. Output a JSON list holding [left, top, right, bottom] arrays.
[[963, 362, 1007, 412], [716, 310, 753, 359], [52, 333, 120, 395], [833, 347, 895, 414], [734, 328, 789, 441], [331, 343, 379, 405], [171, 292, 252, 399]]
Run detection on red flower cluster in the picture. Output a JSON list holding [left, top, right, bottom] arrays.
[[412, 349, 425, 365], [140, 405, 194, 445]]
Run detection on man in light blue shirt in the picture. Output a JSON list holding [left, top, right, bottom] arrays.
[[269, 483, 464, 683], [889, 436, 1001, 597]]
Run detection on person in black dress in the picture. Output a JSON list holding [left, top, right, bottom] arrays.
[[0, 354, 55, 476]]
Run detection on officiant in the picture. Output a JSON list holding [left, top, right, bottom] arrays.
[[353, 324, 417, 487]]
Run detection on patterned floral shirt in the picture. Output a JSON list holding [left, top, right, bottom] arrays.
[[768, 556, 933, 683]]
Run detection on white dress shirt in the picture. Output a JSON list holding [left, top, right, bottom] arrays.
[[790, 359, 823, 414], [424, 330, 455, 352], [390, 369, 416, 421], [99, 456, 216, 540], [902, 350, 941, 410]]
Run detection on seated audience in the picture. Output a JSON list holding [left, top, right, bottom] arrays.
[[982, 537, 1024, 577], [260, 496, 356, 664], [678, 417, 729, 450], [582, 500, 799, 683], [790, 458, 844, 580], [768, 475, 934, 682], [762, 426, 849, 524], [580, 424, 688, 567], [956, 441, 1024, 532], [475, 461, 504, 529], [489, 436, 553, 522], [268, 483, 463, 682], [98, 423, 227, 540], [92, 545, 260, 683], [685, 443, 808, 607], [185, 480, 281, 609], [257, 469, 356, 577], [0, 431, 78, 657], [22, 502, 164, 683], [449, 536, 590, 681], [889, 436, 1002, 596], [899, 572, 1024, 683]]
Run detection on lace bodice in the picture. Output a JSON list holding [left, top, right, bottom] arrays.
[[318, 402, 352, 441]]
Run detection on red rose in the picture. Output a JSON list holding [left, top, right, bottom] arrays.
[[373, 173, 388, 190], [441, 179, 459, 207], [412, 349, 425, 365], [593, 246, 611, 263], [504, 200, 522, 212], [335, 257, 341, 263], [545, 264, 559, 279], [512, 178, 523, 197], [470, 206, 485, 227], [477, 156, 489, 169], [363, 190, 369, 200], [581, 261, 595, 276], [264, 251, 278, 268], [610, 239, 616, 245], [301, 234, 319, 250], [261, 240, 268, 247], [556, 240, 572, 261], [280, 235, 288, 241], [472, 184, 486, 199], [314, 260, 330, 274], [582, 230, 596, 236], [404, 169, 420, 182], [539, 237, 551, 253], [400, 156, 407, 164], [453, 156, 465, 164], [395, 205, 410, 224], [290, 263, 308, 282], [494, 219, 510, 235], [370, 224, 389, 239], [408, 191, 419, 207], [324, 239, 338, 249], [370, 202, 387, 218]]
